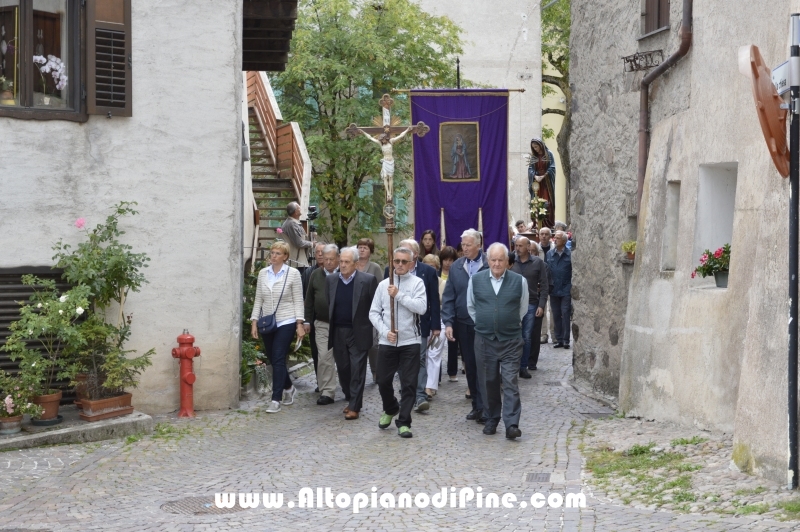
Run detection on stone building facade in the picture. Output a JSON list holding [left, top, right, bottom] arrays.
[[571, 0, 799, 483]]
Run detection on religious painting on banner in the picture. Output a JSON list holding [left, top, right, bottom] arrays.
[[411, 90, 509, 249], [440, 122, 480, 182]]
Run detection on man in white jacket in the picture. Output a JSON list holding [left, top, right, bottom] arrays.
[[369, 247, 428, 439]]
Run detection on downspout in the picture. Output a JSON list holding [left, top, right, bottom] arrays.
[[636, 0, 694, 219]]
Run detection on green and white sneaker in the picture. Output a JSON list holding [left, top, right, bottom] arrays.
[[379, 411, 397, 429], [398, 426, 413, 438]]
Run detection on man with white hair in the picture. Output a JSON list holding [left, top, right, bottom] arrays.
[[396, 238, 440, 413], [370, 247, 428, 438], [546, 231, 573, 349], [326, 246, 378, 420], [468, 243, 528, 439], [443, 228, 489, 424]]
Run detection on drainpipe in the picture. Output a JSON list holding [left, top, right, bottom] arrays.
[[636, 0, 694, 218]]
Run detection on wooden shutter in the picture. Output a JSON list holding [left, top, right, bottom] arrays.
[[658, 0, 670, 31], [644, 0, 659, 34], [86, 0, 131, 117]]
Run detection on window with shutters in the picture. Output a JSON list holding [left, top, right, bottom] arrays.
[[0, 0, 131, 121], [641, 0, 670, 37]]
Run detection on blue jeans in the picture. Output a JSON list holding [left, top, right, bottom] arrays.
[[520, 304, 537, 369], [550, 295, 572, 345], [260, 323, 295, 402]]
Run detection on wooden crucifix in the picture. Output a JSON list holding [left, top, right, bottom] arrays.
[[345, 93, 429, 333]]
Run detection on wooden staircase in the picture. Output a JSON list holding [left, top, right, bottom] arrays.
[[246, 71, 312, 259]]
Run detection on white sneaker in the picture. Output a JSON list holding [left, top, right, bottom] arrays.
[[281, 386, 297, 405], [265, 400, 281, 413]]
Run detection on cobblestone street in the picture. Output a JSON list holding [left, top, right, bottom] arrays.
[[1, 344, 799, 531]]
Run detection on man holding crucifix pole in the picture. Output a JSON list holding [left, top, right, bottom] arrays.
[[349, 94, 430, 438]]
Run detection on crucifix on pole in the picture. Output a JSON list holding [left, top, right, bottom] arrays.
[[345, 93, 429, 333]]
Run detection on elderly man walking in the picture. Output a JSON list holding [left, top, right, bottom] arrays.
[[326, 247, 378, 420], [546, 230, 573, 349], [303, 244, 339, 405], [369, 247, 427, 439], [512, 237, 548, 375], [443, 228, 488, 423], [468, 243, 528, 439]]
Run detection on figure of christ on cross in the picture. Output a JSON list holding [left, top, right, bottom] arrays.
[[345, 93, 429, 332]]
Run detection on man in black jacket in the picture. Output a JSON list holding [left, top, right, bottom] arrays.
[[327, 247, 378, 420], [511, 237, 549, 375], [442, 229, 488, 424]]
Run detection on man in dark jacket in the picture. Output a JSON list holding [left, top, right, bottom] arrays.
[[511, 237, 548, 375], [443, 228, 488, 424], [546, 231, 572, 348], [302, 241, 326, 384], [327, 247, 378, 420], [303, 244, 339, 405]]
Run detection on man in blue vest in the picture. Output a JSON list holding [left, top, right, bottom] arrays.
[[443, 228, 489, 424], [467, 243, 528, 439], [546, 230, 572, 349]]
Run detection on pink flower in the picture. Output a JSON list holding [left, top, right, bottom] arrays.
[[714, 248, 723, 259], [691, 271, 696, 279], [4, 395, 13, 415], [276, 228, 283, 234], [700, 254, 708, 265], [74, 218, 86, 229]]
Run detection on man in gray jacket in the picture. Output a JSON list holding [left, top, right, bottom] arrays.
[[281, 202, 313, 271], [369, 247, 427, 439]]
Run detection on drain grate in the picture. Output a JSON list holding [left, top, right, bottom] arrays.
[[543, 381, 562, 386], [161, 496, 247, 516], [526, 472, 551, 482], [581, 412, 615, 419]]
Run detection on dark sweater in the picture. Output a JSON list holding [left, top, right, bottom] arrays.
[[511, 255, 549, 309], [304, 267, 333, 323], [330, 278, 354, 328], [471, 270, 524, 341]]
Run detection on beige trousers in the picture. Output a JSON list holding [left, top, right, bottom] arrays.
[[314, 320, 337, 398]]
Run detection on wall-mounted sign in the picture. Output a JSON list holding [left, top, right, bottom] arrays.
[[772, 60, 789, 96]]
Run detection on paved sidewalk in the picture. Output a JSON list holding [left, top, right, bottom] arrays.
[[0, 344, 798, 530]]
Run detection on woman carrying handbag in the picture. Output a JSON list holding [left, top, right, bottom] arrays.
[[251, 241, 306, 413]]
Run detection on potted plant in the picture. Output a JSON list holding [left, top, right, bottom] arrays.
[[0, 75, 14, 105], [692, 244, 731, 288], [530, 197, 549, 232], [621, 240, 637, 260], [53, 203, 154, 421], [32, 54, 68, 105], [1, 277, 90, 425], [0, 374, 44, 434]]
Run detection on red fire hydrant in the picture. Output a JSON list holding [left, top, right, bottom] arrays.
[[172, 330, 201, 418]]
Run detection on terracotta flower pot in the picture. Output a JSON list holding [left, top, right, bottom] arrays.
[[0, 415, 23, 435], [79, 392, 133, 422], [32, 390, 62, 420], [74, 373, 89, 409], [626, 251, 635, 260]]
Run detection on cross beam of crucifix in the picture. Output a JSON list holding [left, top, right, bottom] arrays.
[[344, 93, 429, 334]]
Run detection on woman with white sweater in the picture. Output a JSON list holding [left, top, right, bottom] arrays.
[[251, 241, 306, 413]]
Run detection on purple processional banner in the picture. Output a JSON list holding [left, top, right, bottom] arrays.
[[411, 89, 509, 250]]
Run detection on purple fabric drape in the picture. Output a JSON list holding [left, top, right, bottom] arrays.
[[411, 89, 509, 250]]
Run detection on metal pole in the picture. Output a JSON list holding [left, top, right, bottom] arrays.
[[456, 57, 461, 90], [789, 12, 800, 490]]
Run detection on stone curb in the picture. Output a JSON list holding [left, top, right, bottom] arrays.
[[0, 411, 153, 451]]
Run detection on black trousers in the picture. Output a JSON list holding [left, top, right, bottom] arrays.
[[332, 326, 369, 412], [376, 344, 419, 428], [455, 321, 483, 412], [446, 339, 460, 377]]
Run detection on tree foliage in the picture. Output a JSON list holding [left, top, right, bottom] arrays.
[[541, 0, 572, 221], [272, 0, 464, 247]]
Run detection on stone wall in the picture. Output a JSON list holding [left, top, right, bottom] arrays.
[[0, 1, 244, 414], [572, 0, 799, 483]]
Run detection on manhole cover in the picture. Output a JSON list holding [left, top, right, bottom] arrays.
[[581, 412, 615, 419], [526, 472, 551, 482], [161, 496, 247, 515], [543, 381, 562, 386]]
